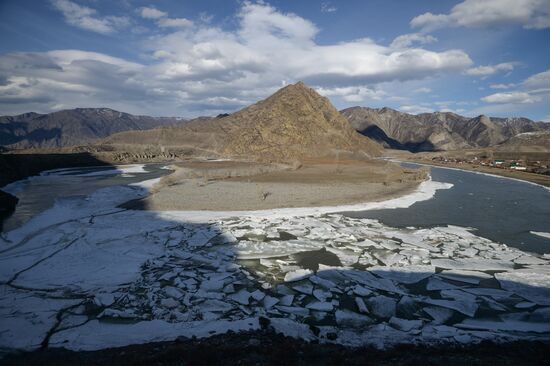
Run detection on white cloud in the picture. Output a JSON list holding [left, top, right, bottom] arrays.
[[390, 33, 437, 49], [480, 69, 550, 107], [140, 7, 167, 19], [411, 0, 550, 31], [316, 86, 386, 102], [465, 62, 515, 76], [321, 2, 337, 13], [399, 105, 435, 114], [157, 17, 194, 28], [490, 83, 516, 89], [139, 6, 193, 28], [523, 69, 550, 90], [51, 0, 129, 34], [0, 3, 474, 116], [481, 91, 541, 104], [413, 87, 432, 93]]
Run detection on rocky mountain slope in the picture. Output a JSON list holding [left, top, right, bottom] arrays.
[[495, 131, 550, 153], [0, 108, 185, 149], [105, 82, 382, 161], [341, 107, 550, 152]]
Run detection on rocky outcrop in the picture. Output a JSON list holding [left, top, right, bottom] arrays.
[[341, 106, 550, 152], [495, 131, 550, 153], [0, 189, 18, 230]]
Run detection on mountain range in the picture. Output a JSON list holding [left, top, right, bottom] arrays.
[[1, 85, 549, 155], [341, 106, 550, 152], [0, 108, 185, 149]]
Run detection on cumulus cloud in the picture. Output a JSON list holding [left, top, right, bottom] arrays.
[[390, 33, 437, 49], [140, 7, 167, 19], [1, 2, 473, 115], [321, 2, 337, 13], [490, 83, 516, 89], [51, 0, 130, 34], [138, 5, 193, 29], [413, 87, 432, 94], [411, 0, 550, 31], [399, 105, 435, 114], [316, 86, 386, 103], [481, 69, 550, 106], [465, 62, 515, 76], [481, 91, 541, 104], [523, 69, 550, 90], [157, 17, 194, 28]]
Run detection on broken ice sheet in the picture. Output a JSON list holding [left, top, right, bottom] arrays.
[[422, 297, 478, 317], [495, 268, 550, 305], [4, 190, 550, 352], [369, 265, 435, 284], [423, 306, 454, 324], [284, 269, 312, 282], [437, 269, 493, 285], [430, 258, 513, 271]]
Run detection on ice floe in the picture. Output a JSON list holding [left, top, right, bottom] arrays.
[[531, 231, 550, 240]]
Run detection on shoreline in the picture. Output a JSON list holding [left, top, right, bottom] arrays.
[[385, 154, 550, 189], [388, 158, 550, 192], [122, 159, 431, 213], [139, 175, 452, 221]]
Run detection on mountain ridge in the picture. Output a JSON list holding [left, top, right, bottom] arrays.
[[341, 106, 550, 152], [0, 108, 186, 149]]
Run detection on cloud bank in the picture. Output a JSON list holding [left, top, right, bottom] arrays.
[[411, 0, 550, 31], [1, 2, 473, 115]]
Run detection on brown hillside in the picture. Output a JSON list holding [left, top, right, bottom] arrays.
[[104, 82, 381, 161]]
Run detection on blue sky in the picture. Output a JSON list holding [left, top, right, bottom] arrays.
[[0, 0, 549, 120]]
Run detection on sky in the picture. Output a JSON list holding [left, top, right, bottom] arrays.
[[0, 0, 549, 121]]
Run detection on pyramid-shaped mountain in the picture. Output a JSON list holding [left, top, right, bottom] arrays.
[[105, 82, 381, 161]]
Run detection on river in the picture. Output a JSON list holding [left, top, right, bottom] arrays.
[[343, 163, 550, 254]]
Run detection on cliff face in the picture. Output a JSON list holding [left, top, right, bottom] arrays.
[[105, 82, 382, 161], [342, 106, 550, 152]]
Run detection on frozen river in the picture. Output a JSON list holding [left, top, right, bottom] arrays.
[[344, 163, 550, 254], [0, 163, 549, 352], [1, 164, 172, 233]]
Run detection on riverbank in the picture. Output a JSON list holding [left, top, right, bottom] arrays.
[[123, 158, 428, 211], [386, 150, 550, 188]]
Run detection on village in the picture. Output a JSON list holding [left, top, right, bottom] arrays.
[[430, 156, 550, 176]]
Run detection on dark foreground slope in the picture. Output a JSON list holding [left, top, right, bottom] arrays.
[[2, 331, 547, 366]]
